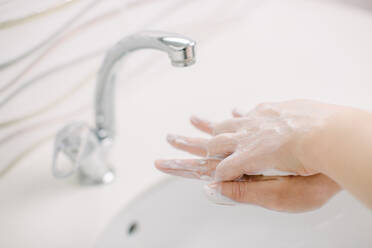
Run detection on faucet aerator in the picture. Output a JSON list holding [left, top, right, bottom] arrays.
[[172, 59, 196, 67]]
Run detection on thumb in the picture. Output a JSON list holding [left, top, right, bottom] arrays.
[[204, 180, 255, 206], [203, 179, 284, 208]]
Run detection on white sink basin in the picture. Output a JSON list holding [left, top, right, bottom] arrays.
[[96, 2, 372, 247], [96, 178, 372, 247]]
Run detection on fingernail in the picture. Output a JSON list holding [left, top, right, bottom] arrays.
[[203, 183, 236, 206], [166, 134, 177, 143], [155, 160, 194, 176], [154, 159, 166, 169], [167, 134, 207, 150], [155, 159, 181, 170], [232, 107, 244, 116], [190, 115, 201, 124], [191, 115, 211, 126]]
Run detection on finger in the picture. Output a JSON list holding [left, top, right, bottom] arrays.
[[204, 174, 341, 212], [236, 174, 282, 182], [213, 118, 249, 135], [214, 152, 251, 181], [166, 134, 208, 156], [190, 115, 214, 135], [207, 133, 238, 157], [154, 158, 220, 181], [232, 108, 244, 118], [203, 175, 282, 206], [215, 150, 299, 182]]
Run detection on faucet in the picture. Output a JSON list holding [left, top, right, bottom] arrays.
[[52, 31, 196, 185]]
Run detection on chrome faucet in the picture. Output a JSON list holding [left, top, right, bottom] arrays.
[[52, 31, 196, 185]]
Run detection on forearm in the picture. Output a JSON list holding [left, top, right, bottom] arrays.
[[298, 109, 372, 208]]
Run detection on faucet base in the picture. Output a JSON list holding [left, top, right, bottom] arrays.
[[78, 169, 115, 185]]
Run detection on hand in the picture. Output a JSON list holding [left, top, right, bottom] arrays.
[[155, 99, 343, 212], [204, 174, 340, 212]]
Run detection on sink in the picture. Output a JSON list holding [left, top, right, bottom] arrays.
[[95, 3, 372, 246], [2, 1, 372, 247], [96, 178, 372, 247]]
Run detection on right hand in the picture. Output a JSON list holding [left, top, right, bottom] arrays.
[[155, 99, 347, 212]]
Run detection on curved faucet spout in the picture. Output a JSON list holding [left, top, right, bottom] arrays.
[[95, 31, 196, 142], [52, 31, 196, 185]]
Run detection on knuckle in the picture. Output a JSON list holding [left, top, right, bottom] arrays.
[[217, 133, 235, 140], [291, 98, 307, 104], [207, 134, 238, 155], [230, 183, 248, 202], [206, 137, 217, 150], [254, 103, 279, 117], [213, 119, 244, 135], [209, 133, 234, 146], [255, 102, 272, 111], [204, 158, 218, 170], [212, 123, 229, 135]]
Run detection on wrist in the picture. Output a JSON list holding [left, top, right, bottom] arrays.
[[295, 108, 372, 176]]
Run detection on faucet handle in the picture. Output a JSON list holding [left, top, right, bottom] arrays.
[[52, 122, 93, 178], [52, 122, 115, 185]]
